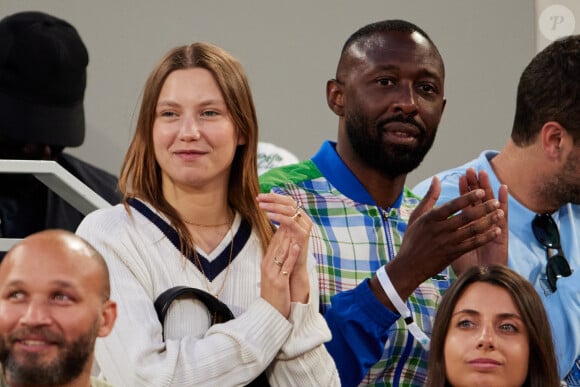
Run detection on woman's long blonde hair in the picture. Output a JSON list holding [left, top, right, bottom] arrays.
[[119, 42, 273, 253]]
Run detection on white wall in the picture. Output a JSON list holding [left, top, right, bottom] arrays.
[[536, 0, 580, 51], [2, 1, 537, 186]]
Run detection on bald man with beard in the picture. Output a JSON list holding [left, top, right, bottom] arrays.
[[0, 230, 117, 387]]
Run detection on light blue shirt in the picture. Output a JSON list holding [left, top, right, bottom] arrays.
[[413, 150, 580, 384]]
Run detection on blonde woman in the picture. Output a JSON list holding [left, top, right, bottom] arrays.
[[77, 42, 339, 386]]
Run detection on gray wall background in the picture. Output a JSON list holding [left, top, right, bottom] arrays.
[[2, 1, 537, 187]]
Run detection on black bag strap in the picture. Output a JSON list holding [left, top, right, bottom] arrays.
[[153, 286, 270, 387], [155, 286, 234, 333]]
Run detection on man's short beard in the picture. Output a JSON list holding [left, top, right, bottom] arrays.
[[345, 110, 436, 179], [538, 150, 580, 207], [0, 322, 98, 386]]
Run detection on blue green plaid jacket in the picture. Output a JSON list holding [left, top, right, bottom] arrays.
[[260, 141, 451, 387]]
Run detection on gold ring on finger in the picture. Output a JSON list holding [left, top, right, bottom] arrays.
[[281, 271, 289, 276], [291, 209, 302, 221]]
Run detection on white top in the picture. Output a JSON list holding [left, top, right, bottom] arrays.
[[77, 201, 339, 387]]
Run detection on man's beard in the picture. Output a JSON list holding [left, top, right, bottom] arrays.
[[345, 109, 436, 179], [0, 322, 98, 386], [538, 150, 580, 207]]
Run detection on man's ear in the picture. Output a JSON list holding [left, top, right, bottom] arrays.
[[97, 300, 118, 338], [326, 79, 345, 117], [541, 121, 567, 161]]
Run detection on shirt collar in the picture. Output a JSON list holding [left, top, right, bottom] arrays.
[[311, 140, 403, 208]]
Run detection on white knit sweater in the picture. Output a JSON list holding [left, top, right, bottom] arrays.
[[76, 201, 339, 387]]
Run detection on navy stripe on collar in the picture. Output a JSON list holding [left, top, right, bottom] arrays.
[[128, 198, 252, 281]]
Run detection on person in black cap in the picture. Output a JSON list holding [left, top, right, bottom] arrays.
[[0, 11, 121, 255]]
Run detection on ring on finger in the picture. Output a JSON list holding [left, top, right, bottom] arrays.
[[274, 257, 283, 266], [291, 208, 302, 221], [281, 271, 289, 276]]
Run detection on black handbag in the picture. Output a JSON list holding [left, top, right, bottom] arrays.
[[154, 286, 270, 387]]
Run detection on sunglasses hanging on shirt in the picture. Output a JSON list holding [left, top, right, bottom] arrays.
[[531, 213, 572, 291]]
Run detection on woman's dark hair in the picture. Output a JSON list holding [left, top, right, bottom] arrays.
[[427, 265, 560, 387]]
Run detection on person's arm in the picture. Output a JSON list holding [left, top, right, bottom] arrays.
[[77, 209, 292, 387], [324, 279, 399, 387], [375, 177, 504, 306], [325, 178, 505, 385], [257, 194, 341, 385], [540, 272, 580, 379], [269, 247, 340, 386]]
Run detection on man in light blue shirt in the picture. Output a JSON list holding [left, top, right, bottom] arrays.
[[413, 35, 580, 385]]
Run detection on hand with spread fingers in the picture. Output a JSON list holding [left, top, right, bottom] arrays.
[[372, 176, 506, 304], [450, 168, 509, 275], [257, 193, 313, 305]]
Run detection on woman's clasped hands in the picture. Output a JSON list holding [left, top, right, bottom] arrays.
[[257, 193, 312, 317]]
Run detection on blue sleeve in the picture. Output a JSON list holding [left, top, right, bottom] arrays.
[[411, 177, 432, 198], [542, 274, 580, 379], [412, 174, 461, 207], [324, 279, 399, 387]]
